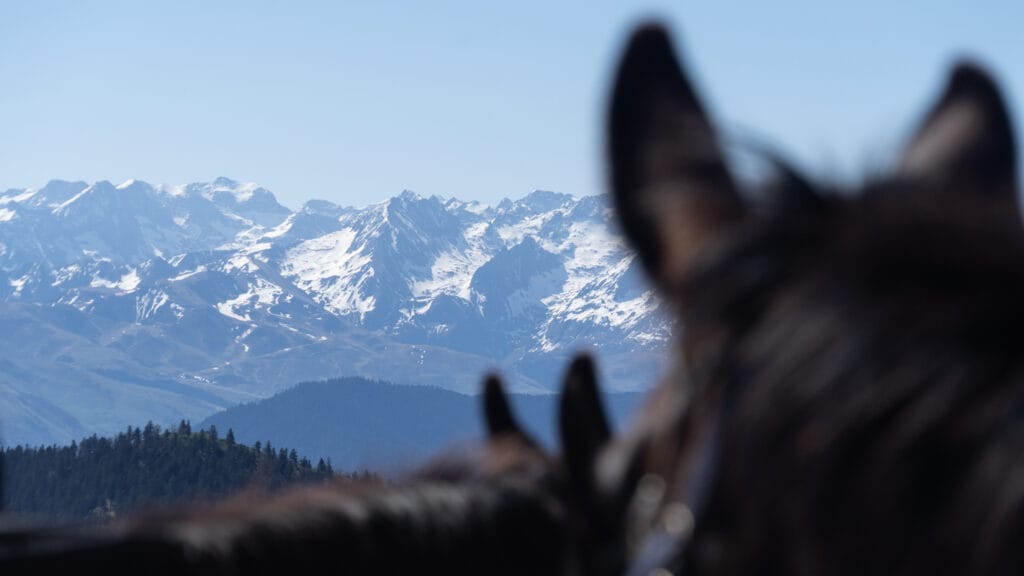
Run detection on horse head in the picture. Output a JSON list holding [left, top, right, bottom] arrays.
[[585, 22, 1024, 576]]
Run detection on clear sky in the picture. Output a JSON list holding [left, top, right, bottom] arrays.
[[1, 1, 1020, 209]]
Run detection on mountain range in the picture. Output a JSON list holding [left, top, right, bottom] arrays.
[[0, 178, 669, 447]]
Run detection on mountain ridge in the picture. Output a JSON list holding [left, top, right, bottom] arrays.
[[0, 178, 670, 447]]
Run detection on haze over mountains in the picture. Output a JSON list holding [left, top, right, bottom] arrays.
[[0, 178, 668, 447]]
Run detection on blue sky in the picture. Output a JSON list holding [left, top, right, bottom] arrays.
[[1, 1, 1020, 209]]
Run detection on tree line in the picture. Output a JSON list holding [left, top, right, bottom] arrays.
[[0, 421, 357, 521]]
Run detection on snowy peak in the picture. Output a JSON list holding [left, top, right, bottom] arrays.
[[518, 190, 575, 212], [300, 199, 349, 218], [30, 180, 90, 208], [0, 179, 670, 446], [185, 178, 291, 227]]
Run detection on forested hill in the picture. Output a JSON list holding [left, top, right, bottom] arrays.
[[1, 422, 342, 521]]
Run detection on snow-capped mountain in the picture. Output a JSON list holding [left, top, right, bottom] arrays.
[[0, 178, 669, 447]]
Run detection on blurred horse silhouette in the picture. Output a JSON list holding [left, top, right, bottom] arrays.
[[568, 22, 1024, 576]]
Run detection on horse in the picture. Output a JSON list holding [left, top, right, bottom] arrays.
[[563, 22, 1024, 576]]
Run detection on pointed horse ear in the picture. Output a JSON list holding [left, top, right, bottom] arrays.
[[558, 355, 639, 576], [482, 374, 528, 440], [559, 355, 611, 497], [608, 24, 745, 293], [899, 61, 1019, 207]]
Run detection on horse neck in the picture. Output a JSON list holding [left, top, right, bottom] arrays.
[[3, 479, 568, 576]]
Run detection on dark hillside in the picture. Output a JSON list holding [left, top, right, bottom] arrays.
[[2, 423, 338, 521], [202, 377, 645, 471]]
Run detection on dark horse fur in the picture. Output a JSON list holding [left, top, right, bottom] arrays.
[[3, 22, 1023, 576], [579, 22, 1024, 576]]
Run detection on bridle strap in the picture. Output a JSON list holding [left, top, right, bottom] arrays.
[[624, 371, 736, 576], [624, 525, 688, 576]]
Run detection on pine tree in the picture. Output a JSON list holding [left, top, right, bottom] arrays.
[[2, 427, 339, 520]]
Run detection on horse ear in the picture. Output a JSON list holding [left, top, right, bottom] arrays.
[[558, 355, 638, 576], [899, 62, 1019, 205], [559, 355, 611, 497], [609, 24, 744, 292], [482, 374, 524, 439]]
